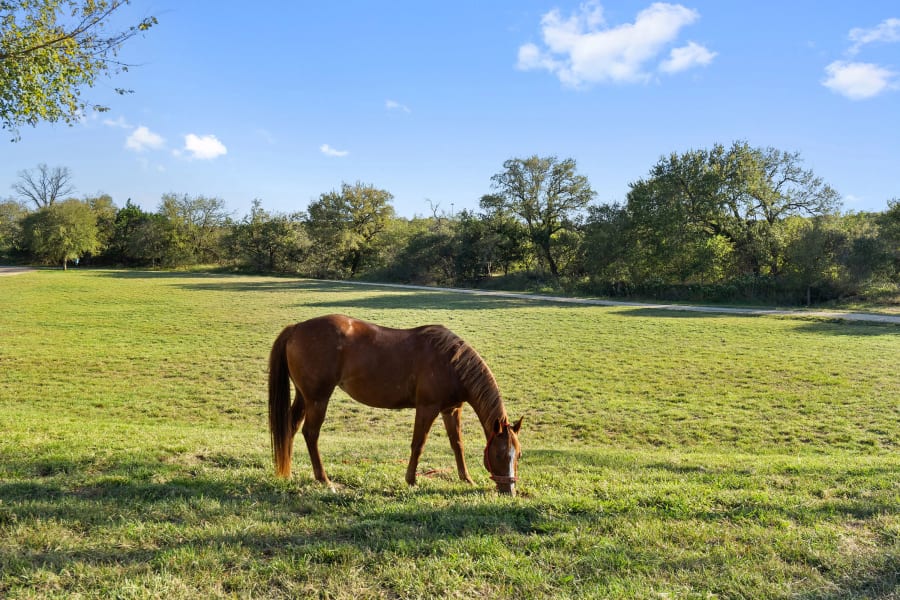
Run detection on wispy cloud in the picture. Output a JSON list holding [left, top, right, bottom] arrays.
[[822, 61, 897, 100], [255, 128, 276, 144], [823, 18, 900, 100], [386, 99, 411, 113], [125, 125, 165, 152], [660, 40, 716, 74], [848, 17, 900, 55], [182, 134, 228, 160], [103, 115, 132, 129], [517, 1, 714, 87], [320, 143, 349, 157]]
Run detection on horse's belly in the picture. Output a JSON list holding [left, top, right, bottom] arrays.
[[338, 380, 416, 410]]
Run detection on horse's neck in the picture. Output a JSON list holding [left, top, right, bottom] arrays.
[[468, 393, 508, 440]]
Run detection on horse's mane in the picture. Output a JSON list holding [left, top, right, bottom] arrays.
[[419, 325, 506, 425]]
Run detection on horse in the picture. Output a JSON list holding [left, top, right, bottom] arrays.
[[268, 314, 523, 495]]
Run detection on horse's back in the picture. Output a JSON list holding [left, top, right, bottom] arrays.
[[283, 315, 461, 408]]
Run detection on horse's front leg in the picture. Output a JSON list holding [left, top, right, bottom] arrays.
[[442, 406, 474, 484], [406, 405, 440, 486]]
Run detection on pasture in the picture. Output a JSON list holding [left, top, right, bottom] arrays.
[[0, 270, 897, 599]]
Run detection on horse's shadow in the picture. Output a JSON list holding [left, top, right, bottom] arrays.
[[0, 454, 543, 576], [4, 447, 899, 598]]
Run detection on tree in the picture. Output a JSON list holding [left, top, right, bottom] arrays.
[[305, 182, 395, 278], [582, 202, 639, 291], [626, 142, 841, 281], [13, 163, 75, 208], [0, 0, 156, 138], [21, 198, 98, 268], [127, 212, 170, 267], [227, 199, 309, 272], [104, 198, 145, 263], [782, 216, 847, 305], [85, 192, 116, 260], [625, 155, 728, 283], [0, 198, 27, 256], [486, 156, 595, 278], [878, 199, 900, 282], [158, 193, 230, 264]]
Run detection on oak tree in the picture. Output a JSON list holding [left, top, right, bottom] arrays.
[[485, 156, 594, 278]]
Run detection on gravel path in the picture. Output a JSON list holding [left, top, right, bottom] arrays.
[[0, 266, 35, 276]]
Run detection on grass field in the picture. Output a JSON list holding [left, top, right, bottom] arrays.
[[1, 269, 898, 599]]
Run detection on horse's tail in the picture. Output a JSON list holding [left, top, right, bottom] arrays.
[[268, 325, 295, 478]]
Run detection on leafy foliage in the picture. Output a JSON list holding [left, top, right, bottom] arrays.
[[486, 156, 595, 278], [626, 141, 841, 281], [0, 0, 156, 138], [305, 182, 395, 278], [20, 198, 98, 267], [226, 199, 309, 273]]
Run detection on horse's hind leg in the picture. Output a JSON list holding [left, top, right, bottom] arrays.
[[300, 389, 334, 488], [442, 406, 474, 484], [279, 387, 306, 477], [290, 387, 305, 436]]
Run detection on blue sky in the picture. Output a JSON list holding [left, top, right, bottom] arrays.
[[3, 1, 899, 218]]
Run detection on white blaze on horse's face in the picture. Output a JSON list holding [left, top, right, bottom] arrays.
[[507, 445, 518, 495]]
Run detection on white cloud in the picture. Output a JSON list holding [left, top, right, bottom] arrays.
[[183, 133, 227, 160], [386, 99, 411, 113], [660, 40, 716, 73], [125, 126, 165, 152], [103, 116, 132, 129], [516, 1, 712, 86], [848, 17, 900, 55], [320, 143, 349, 157], [822, 60, 897, 100]]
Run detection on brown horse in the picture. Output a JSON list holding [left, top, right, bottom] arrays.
[[268, 314, 523, 495]]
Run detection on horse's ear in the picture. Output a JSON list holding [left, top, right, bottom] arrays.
[[512, 416, 524, 434], [493, 418, 504, 434]]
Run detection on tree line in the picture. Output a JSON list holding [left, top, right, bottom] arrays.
[[3, 142, 898, 306]]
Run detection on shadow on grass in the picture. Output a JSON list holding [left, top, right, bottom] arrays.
[[98, 271, 542, 311], [614, 307, 754, 320], [793, 320, 900, 337], [3, 447, 897, 598], [618, 307, 900, 335]]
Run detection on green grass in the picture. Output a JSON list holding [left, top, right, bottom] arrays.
[[1, 269, 898, 599]]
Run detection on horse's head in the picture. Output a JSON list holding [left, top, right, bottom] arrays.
[[484, 417, 523, 496]]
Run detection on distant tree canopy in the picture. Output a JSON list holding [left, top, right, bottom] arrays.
[[20, 198, 99, 268], [226, 199, 309, 273], [625, 141, 841, 283], [306, 182, 395, 278], [485, 156, 595, 278], [2, 147, 897, 307], [0, 0, 156, 138]]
